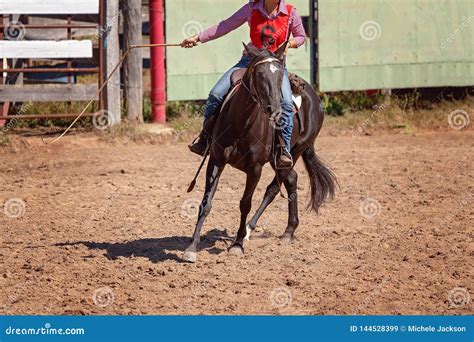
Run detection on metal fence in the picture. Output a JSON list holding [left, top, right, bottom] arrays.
[[165, 0, 311, 101], [166, 0, 473, 100], [318, 0, 474, 92]]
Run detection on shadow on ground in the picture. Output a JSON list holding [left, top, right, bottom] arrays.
[[55, 228, 231, 263]]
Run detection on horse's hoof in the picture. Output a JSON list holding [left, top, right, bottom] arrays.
[[228, 245, 244, 256], [280, 233, 293, 243], [182, 251, 197, 263]]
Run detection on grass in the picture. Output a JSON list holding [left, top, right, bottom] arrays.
[[324, 95, 473, 134], [0, 131, 11, 146], [1, 92, 471, 147]]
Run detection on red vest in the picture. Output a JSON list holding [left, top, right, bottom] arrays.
[[250, 2, 293, 53]]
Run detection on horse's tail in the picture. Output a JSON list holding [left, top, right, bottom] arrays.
[[301, 147, 337, 213]]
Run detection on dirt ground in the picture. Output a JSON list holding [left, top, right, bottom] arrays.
[[0, 130, 472, 315]]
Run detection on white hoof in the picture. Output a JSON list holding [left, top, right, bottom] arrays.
[[228, 245, 244, 256], [182, 251, 197, 263]]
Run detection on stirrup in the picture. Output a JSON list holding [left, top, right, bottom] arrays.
[[188, 137, 209, 156], [275, 148, 293, 169]]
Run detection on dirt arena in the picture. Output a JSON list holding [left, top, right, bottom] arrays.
[[1, 130, 472, 315]]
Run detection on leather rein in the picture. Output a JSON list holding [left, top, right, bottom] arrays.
[[240, 56, 283, 112]]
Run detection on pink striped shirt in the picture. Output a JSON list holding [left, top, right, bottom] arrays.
[[198, 1, 307, 48]]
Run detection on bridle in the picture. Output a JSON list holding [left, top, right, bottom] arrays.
[[190, 55, 288, 195], [239, 55, 288, 198], [240, 56, 283, 112]]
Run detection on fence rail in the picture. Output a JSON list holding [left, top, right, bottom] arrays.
[[0, 0, 105, 122]]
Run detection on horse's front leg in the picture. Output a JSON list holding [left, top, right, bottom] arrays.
[[229, 166, 262, 255], [183, 157, 224, 263]]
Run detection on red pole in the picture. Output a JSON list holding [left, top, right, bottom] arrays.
[[149, 0, 166, 123]]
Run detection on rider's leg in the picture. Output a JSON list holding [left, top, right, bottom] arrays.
[[278, 69, 294, 167], [189, 56, 251, 156]]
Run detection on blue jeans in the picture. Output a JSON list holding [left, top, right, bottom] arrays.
[[204, 56, 294, 153]]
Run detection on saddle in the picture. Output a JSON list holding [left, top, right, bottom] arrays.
[[226, 68, 305, 132]]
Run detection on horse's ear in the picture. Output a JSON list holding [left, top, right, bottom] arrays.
[[274, 40, 289, 59], [242, 42, 259, 58]]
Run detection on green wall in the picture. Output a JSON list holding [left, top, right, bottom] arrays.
[[165, 0, 311, 101], [318, 0, 474, 91]]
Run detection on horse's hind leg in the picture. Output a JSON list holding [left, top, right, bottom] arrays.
[[229, 166, 262, 255], [281, 169, 299, 242], [245, 177, 279, 238], [183, 157, 224, 263], [245, 168, 293, 240]]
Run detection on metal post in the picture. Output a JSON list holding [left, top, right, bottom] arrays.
[[149, 0, 166, 124], [310, 0, 319, 89]]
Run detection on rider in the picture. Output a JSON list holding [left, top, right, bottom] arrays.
[[181, 0, 306, 167]]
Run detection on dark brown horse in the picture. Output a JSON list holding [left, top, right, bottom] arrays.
[[183, 43, 336, 262]]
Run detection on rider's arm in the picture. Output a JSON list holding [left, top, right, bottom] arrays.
[[289, 7, 306, 48], [198, 4, 250, 43]]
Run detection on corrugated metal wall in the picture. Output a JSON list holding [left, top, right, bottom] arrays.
[[166, 0, 474, 99], [165, 0, 310, 101], [318, 0, 474, 91]]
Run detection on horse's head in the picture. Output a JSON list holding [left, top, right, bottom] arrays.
[[242, 42, 288, 117]]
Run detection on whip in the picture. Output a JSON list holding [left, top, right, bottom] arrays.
[[42, 43, 181, 144]]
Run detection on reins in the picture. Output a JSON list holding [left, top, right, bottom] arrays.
[[188, 55, 287, 198], [242, 56, 288, 199]]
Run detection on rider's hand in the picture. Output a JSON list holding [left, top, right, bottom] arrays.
[[284, 40, 296, 55], [181, 34, 199, 48]]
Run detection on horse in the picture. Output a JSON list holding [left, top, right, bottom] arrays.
[[183, 42, 337, 263]]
